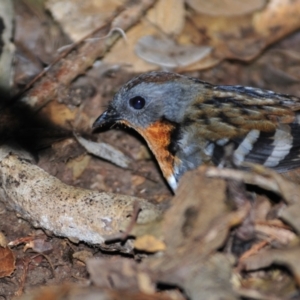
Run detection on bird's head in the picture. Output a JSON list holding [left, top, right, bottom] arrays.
[[93, 71, 206, 130]]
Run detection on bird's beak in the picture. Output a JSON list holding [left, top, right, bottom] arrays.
[[92, 108, 121, 129]]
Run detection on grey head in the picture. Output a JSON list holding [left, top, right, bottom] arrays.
[[93, 71, 208, 129]]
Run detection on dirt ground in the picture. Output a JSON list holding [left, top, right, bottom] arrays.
[[1, 1, 300, 299]]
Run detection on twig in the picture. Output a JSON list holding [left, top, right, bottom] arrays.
[[205, 167, 281, 194], [121, 201, 141, 241], [18, 0, 157, 111], [31, 253, 56, 279], [12, 6, 124, 102]]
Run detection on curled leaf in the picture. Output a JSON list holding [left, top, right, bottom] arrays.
[[135, 35, 212, 68], [187, 0, 266, 16]]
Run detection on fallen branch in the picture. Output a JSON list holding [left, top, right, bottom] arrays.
[[20, 0, 157, 110], [0, 145, 161, 246]]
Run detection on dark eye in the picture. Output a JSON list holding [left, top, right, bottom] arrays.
[[129, 96, 145, 110]]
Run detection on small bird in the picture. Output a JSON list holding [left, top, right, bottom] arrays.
[[93, 71, 300, 191]]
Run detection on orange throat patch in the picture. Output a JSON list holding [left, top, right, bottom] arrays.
[[120, 120, 176, 185]]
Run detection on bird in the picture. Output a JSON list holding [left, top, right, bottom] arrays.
[[93, 71, 300, 191]]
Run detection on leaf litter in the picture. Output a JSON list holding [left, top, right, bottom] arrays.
[[1, 0, 300, 299]]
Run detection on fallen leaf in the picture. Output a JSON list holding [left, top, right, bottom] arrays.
[[241, 245, 300, 286], [75, 135, 131, 168], [24, 239, 53, 254], [16, 284, 178, 300], [104, 0, 186, 72], [73, 250, 93, 264], [46, 0, 125, 41], [0, 232, 7, 247], [0, 246, 15, 278], [105, 0, 300, 72], [180, 0, 300, 71], [66, 154, 91, 180], [255, 223, 296, 245], [40, 101, 77, 128], [135, 35, 212, 68], [186, 0, 267, 16], [131, 175, 146, 187], [134, 234, 166, 252], [147, 0, 185, 35]]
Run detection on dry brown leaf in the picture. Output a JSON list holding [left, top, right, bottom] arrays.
[[104, 0, 186, 72], [241, 245, 300, 286], [87, 258, 140, 289], [134, 234, 166, 252], [40, 101, 77, 128], [257, 169, 300, 234], [131, 175, 146, 187], [17, 284, 178, 300], [179, 0, 300, 71], [0, 246, 15, 278], [147, 0, 185, 35], [186, 0, 267, 16], [255, 223, 297, 245], [66, 154, 91, 180], [22, 0, 157, 111], [105, 8, 218, 72], [84, 168, 238, 299], [46, 0, 126, 41], [142, 168, 241, 299], [73, 250, 93, 264], [47, 0, 184, 42], [0, 232, 7, 247], [206, 166, 288, 198], [206, 165, 300, 246], [104, 22, 157, 72], [279, 204, 300, 235], [259, 59, 300, 87], [162, 167, 228, 250], [106, 0, 300, 72], [47, 0, 185, 71]]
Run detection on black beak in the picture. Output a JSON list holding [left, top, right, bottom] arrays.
[[92, 108, 120, 129]]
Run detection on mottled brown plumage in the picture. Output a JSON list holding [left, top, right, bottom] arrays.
[[93, 71, 300, 191]]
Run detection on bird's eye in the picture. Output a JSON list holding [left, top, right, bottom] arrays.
[[129, 96, 145, 110]]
